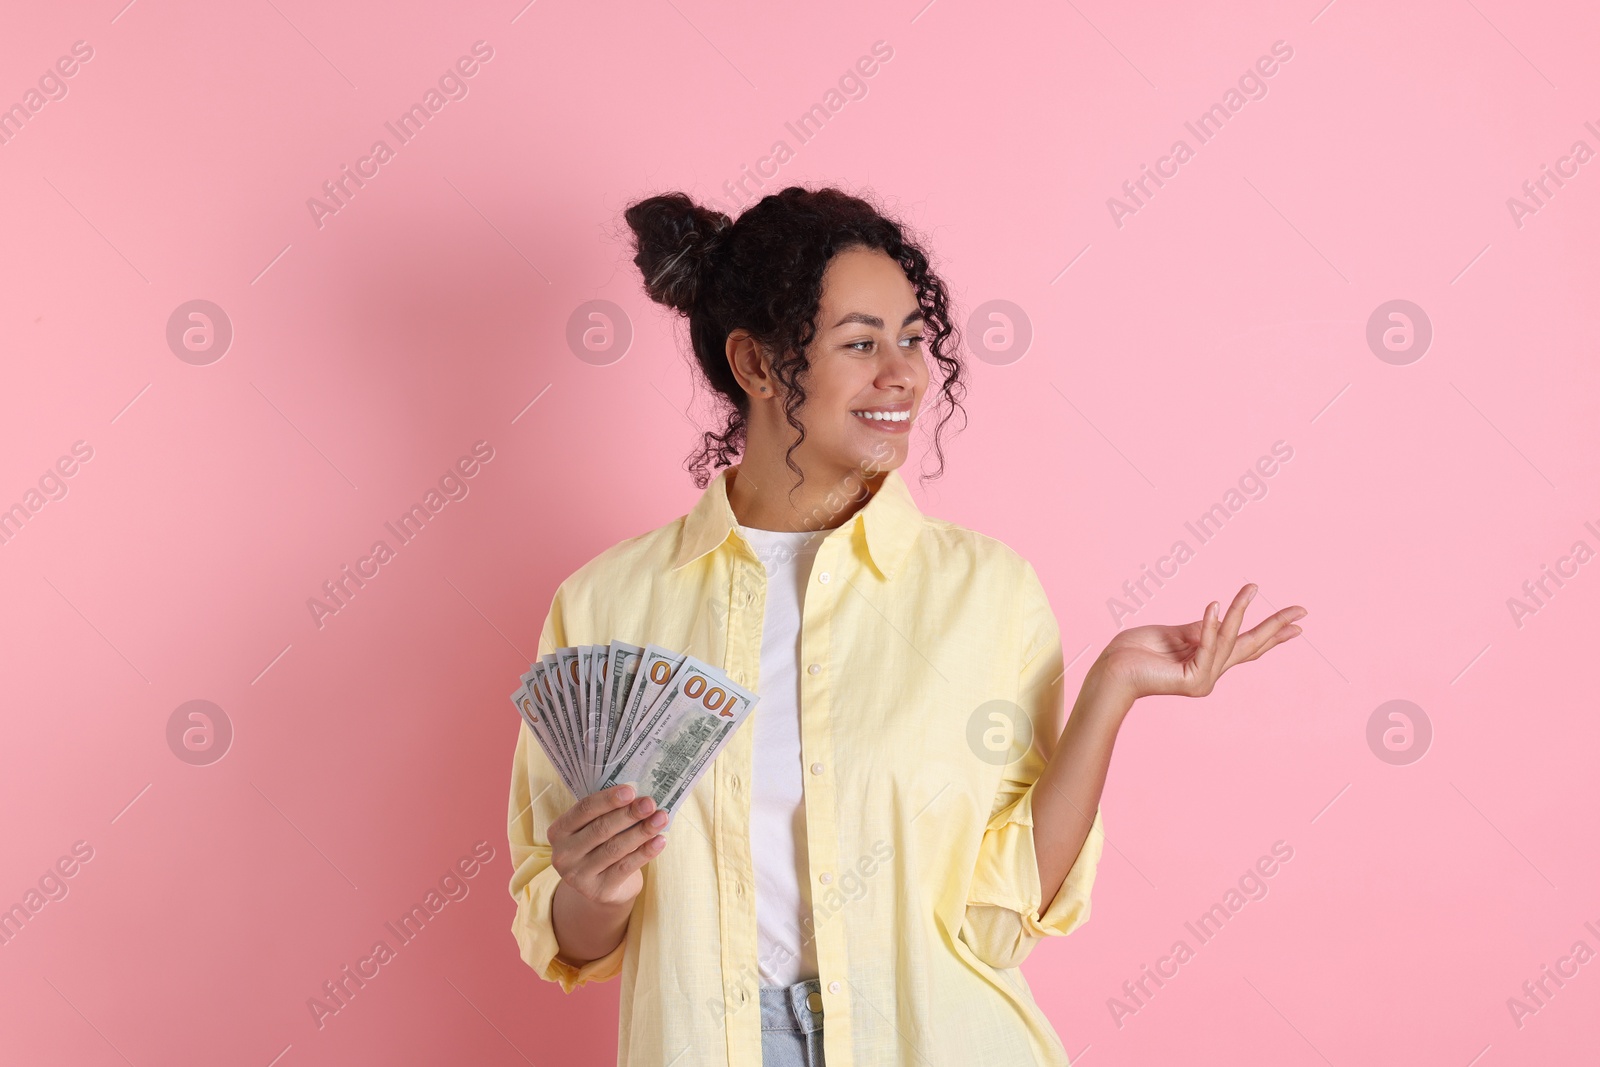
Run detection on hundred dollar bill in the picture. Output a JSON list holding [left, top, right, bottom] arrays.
[[559, 647, 603, 791], [518, 668, 574, 796], [601, 643, 688, 782], [587, 644, 610, 772], [599, 659, 758, 813], [572, 645, 591, 780], [569, 652, 601, 794], [543, 653, 591, 793], [532, 663, 585, 798], [509, 641, 760, 806], [581, 645, 601, 754], [599, 640, 645, 776], [604, 646, 747, 782], [511, 671, 580, 799]]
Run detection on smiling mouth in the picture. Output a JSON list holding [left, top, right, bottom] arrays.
[[850, 409, 911, 423]]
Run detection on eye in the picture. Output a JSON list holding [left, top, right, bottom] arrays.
[[849, 334, 926, 353]]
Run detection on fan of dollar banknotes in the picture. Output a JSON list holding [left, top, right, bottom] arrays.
[[510, 641, 761, 815]]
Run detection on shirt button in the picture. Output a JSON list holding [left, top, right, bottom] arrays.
[[819, 872, 832, 885], [829, 981, 841, 995], [810, 762, 824, 775], [730, 775, 741, 791], [807, 663, 821, 675], [818, 571, 831, 583]]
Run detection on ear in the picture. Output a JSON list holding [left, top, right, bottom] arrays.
[[726, 330, 773, 397]]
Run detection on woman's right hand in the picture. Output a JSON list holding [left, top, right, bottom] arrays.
[[549, 783, 670, 908]]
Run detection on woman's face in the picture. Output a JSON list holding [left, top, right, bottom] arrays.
[[786, 245, 930, 476]]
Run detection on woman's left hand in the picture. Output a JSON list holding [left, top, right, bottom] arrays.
[[1095, 583, 1306, 702]]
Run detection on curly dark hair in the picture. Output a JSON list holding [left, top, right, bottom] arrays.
[[621, 185, 968, 490]]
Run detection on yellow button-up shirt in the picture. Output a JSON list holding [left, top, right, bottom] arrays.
[[507, 464, 1105, 1066]]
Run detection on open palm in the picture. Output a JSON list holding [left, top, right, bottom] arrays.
[[1099, 584, 1306, 700]]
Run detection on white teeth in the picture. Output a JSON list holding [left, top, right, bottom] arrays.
[[852, 410, 909, 422]]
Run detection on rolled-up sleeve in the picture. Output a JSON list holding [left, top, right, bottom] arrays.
[[961, 560, 1105, 970], [507, 585, 625, 991]]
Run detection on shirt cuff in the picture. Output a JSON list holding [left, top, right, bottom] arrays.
[[968, 783, 1105, 940], [511, 864, 626, 992]]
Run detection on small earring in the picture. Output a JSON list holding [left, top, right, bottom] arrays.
[[759, 386, 768, 393]]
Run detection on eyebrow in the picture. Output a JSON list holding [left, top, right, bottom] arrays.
[[829, 310, 924, 330]]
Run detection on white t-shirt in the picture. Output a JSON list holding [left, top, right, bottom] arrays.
[[737, 523, 828, 986]]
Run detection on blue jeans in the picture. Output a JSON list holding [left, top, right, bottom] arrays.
[[759, 978, 826, 1066]]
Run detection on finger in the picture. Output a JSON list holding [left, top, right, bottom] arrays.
[[595, 830, 668, 895], [1194, 600, 1219, 677], [1240, 604, 1307, 637], [1222, 607, 1299, 668], [581, 807, 671, 875], [569, 794, 661, 861], [1231, 622, 1304, 667], [552, 782, 639, 839], [1196, 601, 1216, 659], [1222, 607, 1299, 659], [1208, 584, 1253, 673]]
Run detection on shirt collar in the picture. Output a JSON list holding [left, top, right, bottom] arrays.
[[671, 463, 923, 581]]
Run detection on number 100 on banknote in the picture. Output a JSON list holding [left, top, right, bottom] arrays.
[[510, 640, 760, 815]]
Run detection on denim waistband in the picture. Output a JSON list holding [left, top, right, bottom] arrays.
[[758, 977, 824, 1035]]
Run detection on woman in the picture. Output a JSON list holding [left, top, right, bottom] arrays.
[[507, 186, 1306, 1066]]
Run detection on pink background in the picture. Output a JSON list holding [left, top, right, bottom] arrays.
[[2, 0, 1597, 1063]]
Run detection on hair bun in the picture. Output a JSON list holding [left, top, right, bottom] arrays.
[[623, 193, 732, 314]]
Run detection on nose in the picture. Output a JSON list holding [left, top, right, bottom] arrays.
[[876, 347, 918, 389]]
